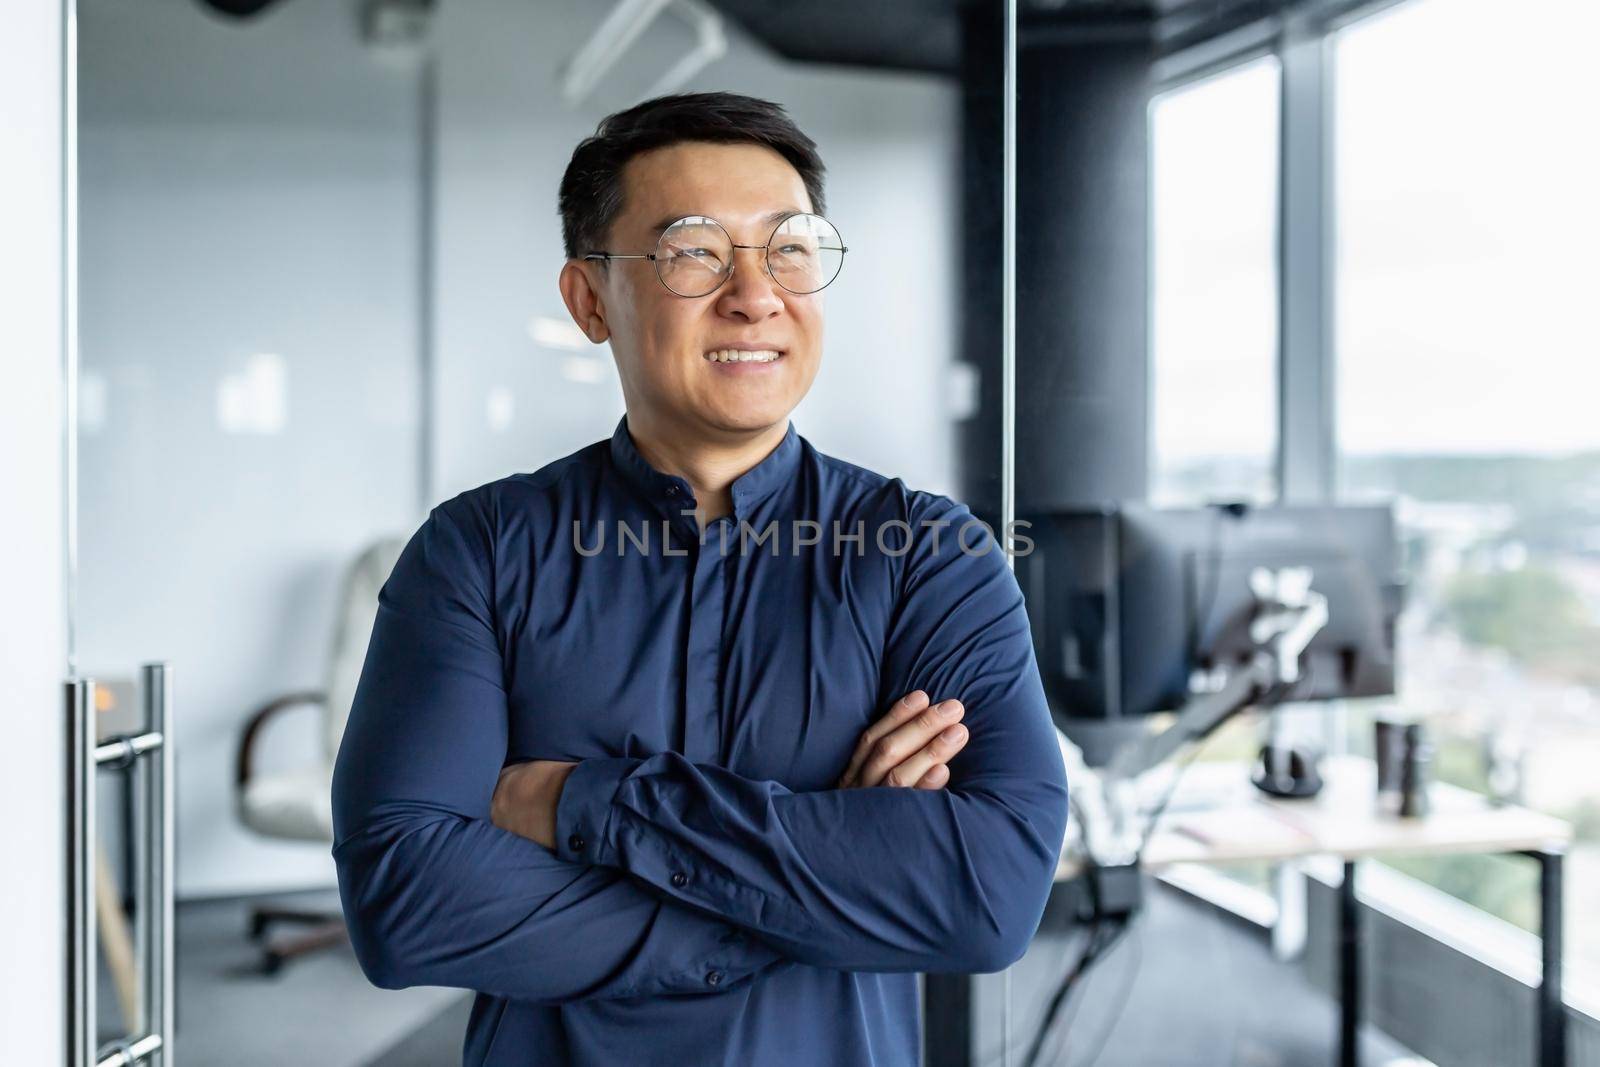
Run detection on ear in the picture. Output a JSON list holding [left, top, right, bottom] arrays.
[[558, 260, 611, 344]]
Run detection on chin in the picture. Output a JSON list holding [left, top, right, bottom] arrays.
[[702, 402, 795, 435]]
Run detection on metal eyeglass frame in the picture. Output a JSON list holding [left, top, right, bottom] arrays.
[[582, 213, 848, 297]]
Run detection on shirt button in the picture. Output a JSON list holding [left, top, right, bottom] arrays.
[[666, 485, 679, 497], [705, 970, 724, 987], [670, 871, 689, 888], [568, 833, 585, 852]]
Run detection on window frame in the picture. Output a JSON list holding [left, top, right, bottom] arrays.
[[1147, 0, 1600, 1027]]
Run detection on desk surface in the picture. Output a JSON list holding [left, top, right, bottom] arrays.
[[1057, 755, 1573, 879]]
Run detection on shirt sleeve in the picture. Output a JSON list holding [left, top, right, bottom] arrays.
[[330, 495, 791, 1003], [553, 495, 1070, 974]]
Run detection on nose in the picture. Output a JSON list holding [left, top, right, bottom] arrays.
[[714, 245, 785, 322]]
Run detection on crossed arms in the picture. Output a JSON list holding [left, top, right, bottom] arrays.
[[329, 493, 1069, 1004]]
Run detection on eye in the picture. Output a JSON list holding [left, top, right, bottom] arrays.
[[666, 245, 725, 268]]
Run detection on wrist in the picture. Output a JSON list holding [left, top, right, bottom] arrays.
[[540, 761, 579, 848]]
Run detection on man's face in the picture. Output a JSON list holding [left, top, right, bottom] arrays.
[[576, 141, 825, 439]]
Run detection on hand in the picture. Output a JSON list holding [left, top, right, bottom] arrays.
[[491, 759, 579, 849], [835, 689, 968, 790]]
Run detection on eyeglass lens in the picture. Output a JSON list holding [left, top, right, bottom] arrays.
[[655, 214, 844, 297]]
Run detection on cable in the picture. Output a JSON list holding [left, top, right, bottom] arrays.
[[1189, 505, 1223, 664], [1019, 838, 1144, 1062], [1019, 637, 1318, 1067], [1190, 502, 1248, 673], [1135, 675, 1295, 861], [1030, 908, 1143, 1067], [1072, 916, 1145, 1067], [1022, 913, 1121, 1067], [961, 794, 1089, 1067], [964, 918, 1091, 1067], [1019, 794, 1109, 1067], [1021, 672, 1310, 1067], [1036, 921, 1126, 1062]]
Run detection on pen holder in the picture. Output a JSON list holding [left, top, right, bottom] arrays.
[[1375, 716, 1431, 818]]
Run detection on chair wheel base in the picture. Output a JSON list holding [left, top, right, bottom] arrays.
[[246, 906, 348, 975]]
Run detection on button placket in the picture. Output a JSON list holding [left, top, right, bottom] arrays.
[[682, 517, 727, 762]]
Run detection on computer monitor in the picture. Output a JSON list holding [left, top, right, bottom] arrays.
[[1012, 503, 1403, 726]]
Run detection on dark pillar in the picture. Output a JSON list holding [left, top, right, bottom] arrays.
[[1016, 25, 1152, 511], [957, 15, 1153, 514]]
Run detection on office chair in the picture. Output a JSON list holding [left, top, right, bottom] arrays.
[[234, 535, 406, 974]]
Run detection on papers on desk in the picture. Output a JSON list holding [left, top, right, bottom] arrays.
[[1061, 756, 1572, 876], [1164, 805, 1320, 853]]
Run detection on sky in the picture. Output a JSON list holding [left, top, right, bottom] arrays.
[[1150, 0, 1600, 464]]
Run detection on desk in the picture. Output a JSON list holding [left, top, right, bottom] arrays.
[[925, 756, 1572, 1067]]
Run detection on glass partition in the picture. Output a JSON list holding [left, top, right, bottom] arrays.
[[70, 0, 1012, 1059]]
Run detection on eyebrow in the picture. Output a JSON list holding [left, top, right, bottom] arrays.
[[647, 208, 804, 237]]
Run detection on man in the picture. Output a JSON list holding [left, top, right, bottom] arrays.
[[331, 91, 1068, 1066]]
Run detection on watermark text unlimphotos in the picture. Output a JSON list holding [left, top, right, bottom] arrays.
[[572, 516, 1034, 558]]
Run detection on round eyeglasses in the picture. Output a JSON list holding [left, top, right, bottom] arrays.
[[583, 213, 848, 298]]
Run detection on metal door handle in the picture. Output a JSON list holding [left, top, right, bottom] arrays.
[[67, 663, 175, 1067]]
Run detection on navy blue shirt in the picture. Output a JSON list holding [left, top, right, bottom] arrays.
[[331, 413, 1068, 1066]]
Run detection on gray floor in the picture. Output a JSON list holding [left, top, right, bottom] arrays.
[[1029, 885, 1420, 1067], [92, 884, 1421, 1066], [369, 997, 475, 1067], [98, 889, 463, 1067]]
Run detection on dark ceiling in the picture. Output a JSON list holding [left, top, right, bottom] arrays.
[[704, 0, 1277, 75], [193, 0, 1281, 75]]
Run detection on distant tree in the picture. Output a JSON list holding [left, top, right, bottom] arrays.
[[1444, 566, 1600, 682], [1383, 854, 1537, 933], [1572, 799, 1600, 846]]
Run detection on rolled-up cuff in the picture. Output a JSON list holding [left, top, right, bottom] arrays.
[[554, 756, 640, 867]]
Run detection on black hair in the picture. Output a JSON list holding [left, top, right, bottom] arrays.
[[558, 91, 827, 260]]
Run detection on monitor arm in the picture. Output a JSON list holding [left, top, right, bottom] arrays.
[[1110, 564, 1328, 781], [1067, 566, 1329, 867]]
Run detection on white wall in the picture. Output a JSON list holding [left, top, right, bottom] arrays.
[[76, 0, 963, 898], [76, 0, 424, 897], [0, 0, 67, 1059]]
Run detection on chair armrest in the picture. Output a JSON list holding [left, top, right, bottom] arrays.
[[235, 691, 327, 794]]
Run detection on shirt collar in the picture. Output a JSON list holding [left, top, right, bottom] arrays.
[[607, 412, 801, 520]]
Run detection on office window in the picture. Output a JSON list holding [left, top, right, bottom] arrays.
[[1149, 56, 1280, 507], [1335, 0, 1600, 986]]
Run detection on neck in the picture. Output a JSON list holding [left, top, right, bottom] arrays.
[[625, 410, 788, 526]]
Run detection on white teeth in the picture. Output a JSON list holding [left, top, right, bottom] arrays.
[[703, 349, 782, 363]]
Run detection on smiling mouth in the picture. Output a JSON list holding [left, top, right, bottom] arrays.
[[703, 349, 784, 364]]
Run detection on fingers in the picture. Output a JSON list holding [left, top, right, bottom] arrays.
[[879, 720, 968, 789], [852, 698, 966, 789], [837, 690, 930, 788], [914, 762, 950, 790]]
